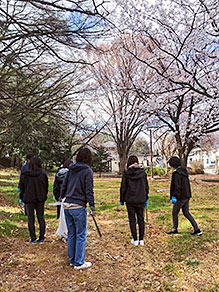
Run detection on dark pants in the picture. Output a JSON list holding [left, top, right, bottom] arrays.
[[126, 203, 145, 241], [172, 199, 198, 231], [26, 202, 45, 241]]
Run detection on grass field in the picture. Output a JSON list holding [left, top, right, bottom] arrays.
[[0, 169, 218, 292]]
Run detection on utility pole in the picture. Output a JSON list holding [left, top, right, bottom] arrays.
[[150, 129, 153, 179]]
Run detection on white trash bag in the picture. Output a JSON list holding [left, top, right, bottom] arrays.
[[56, 200, 67, 240]]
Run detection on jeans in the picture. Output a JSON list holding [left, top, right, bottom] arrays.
[[26, 202, 45, 241], [64, 207, 87, 266], [172, 199, 199, 231], [126, 203, 145, 241]]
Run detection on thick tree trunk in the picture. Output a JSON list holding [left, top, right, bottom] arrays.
[[118, 151, 128, 174]]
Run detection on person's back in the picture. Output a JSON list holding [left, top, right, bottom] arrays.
[[20, 169, 48, 203], [120, 156, 149, 246], [61, 162, 94, 207], [122, 164, 149, 204]]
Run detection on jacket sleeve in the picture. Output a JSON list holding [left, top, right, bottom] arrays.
[[19, 174, 25, 200], [120, 172, 128, 203], [53, 175, 60, 200], [171, 172, 181, 199], [60, 171, 69, 198], [145, 173, 149, 200], [85, 169, 94, 208]]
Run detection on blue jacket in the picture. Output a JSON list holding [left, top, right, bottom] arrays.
[[60, 163, 94, 208]]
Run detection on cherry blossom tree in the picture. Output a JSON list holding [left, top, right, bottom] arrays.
[[111, 0, 219, 166], [87, 34, 154, 173]]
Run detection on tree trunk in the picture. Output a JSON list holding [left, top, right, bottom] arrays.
[[118, 151, 128, 174]]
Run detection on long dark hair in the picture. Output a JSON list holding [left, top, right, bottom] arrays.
[[63, 158, 71, 168], [127, 155, 139, 168], [76, 148, 93, 165], [29, 156, 42, 171]]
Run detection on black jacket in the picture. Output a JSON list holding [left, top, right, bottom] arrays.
[[53, 167, 69, 201], [20, 170, 48, 203], [170, 167, 191, 200], [60, 163, 94, 208], [120, 165, 149, 204]]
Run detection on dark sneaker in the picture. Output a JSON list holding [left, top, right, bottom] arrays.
[[166, 230, 178, 235], [37, 239, 44, 244], [29, 239, 37, 244], [191, 229, 202, 236]]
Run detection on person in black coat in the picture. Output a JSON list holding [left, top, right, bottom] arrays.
[[166, 156, 202, 236], [53, 158, 71, 219], [120, 155, 149, 246], [20, 156, 48, 244]]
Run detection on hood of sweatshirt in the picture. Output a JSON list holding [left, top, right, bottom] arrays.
[[23, 170, 44, 177], [68, 162, 90, 174], [175, 166, 189, 177], [125, 165, 146, 180]]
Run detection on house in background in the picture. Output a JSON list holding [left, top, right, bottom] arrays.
[[188, 147, 219, 174], [103, 141, 164, 173]]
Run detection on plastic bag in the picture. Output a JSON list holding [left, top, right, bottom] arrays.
[[56, 200, 67, 239]]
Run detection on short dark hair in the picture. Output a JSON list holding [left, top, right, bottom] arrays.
[[29, 156, 42, 171], [168, 156, 181, 169], [127, 155, 139, 168], [76, 148, 93, 165]]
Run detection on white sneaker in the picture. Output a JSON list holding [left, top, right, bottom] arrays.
[[139, 240, 144, 246], [74, 262, 92, 270], [131, 239, 139, 246]]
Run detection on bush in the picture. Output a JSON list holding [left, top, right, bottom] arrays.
[[144, 166, 166, 176], [188, 161, 204, 174]]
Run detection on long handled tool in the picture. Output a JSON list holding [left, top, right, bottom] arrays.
[[145, 206, 148, 223], [90, 211, 102, 237]]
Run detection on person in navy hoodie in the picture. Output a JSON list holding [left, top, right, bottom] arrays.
[[166, 156, 202, 236], [19, 156, 48, 244], [61, 148, 95, 270]]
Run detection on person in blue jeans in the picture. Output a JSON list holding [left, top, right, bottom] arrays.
[[166, 156, 202, 236], [120, 155, 149, 246], [61, 148, 95, 270]]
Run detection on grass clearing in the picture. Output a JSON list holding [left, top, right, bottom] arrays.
[[0, 169, 218, 292]]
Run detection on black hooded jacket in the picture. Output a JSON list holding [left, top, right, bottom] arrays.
[[60, 163, 94, 208], [20, 170, 48, 203], [170, 167, 191, 200], [120, 164, 149, 204]]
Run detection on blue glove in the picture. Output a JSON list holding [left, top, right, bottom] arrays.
[[19, 199, 23, 206], [145, 200, 148, 207], [171, 196, 177, 204], [120, 202, 124, 206], [17, 187, 20, 192]]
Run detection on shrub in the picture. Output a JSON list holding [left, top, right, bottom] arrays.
[[188, 161, 204, 174], [144, 166, 166, 176]]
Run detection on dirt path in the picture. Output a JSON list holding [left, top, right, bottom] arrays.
[[1, 211, 218, 292]]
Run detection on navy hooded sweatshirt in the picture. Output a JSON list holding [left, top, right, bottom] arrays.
[[170, 167, 191, 200], [60, 163, 94, 208]]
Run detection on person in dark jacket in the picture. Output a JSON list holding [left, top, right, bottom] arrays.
[[120, 155, 149, 246], [60, 148, 95, 269], [18, 154, 34, 215], [53, 158, 71, 219], [166, 156, 202, 235], [20, 156, 48, 244]]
